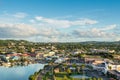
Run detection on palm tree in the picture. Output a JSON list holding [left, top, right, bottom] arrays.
[[81, 64, 85, 71], [89, 78, 92, 80], [93, 77, 97, 80], [97, 78, 103, 80], [63, 63, 67, 72], [108, 66, 112, 70], [63, 75, 68, 80], [81, 64, 85, 80], [48, 60, 54, 80], [77, 66, 81, 73], [67, 68, 71, 75], [72, 63, 77, 73]]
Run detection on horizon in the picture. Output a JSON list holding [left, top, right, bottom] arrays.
[[0, 0, 120, 42], [0, 39, 120, 43]]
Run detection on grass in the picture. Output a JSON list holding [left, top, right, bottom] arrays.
[[55, 76, 80, 80], [55, 72, 83, 80]]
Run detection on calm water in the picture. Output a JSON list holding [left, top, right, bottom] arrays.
[[71, 75, 90, 79], [0, 64, 44, 80]]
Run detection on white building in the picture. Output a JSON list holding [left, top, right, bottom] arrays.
[[43, 51, 55, 57]]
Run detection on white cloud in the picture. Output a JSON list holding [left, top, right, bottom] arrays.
[[72, 24, 117, 38], [35, 16, 98, 28], [73, 29, 115, 38], [0, 23, 38, 38], [13, 12, 27, 18], [0, 12, 28, 24], [0, 12, 119, 42], [115, 38, 120, 41], [71, 18, 98, 25], [99, 24, 117, 31], [37, 28, 60, 37], [0, 23, 62, 41], [29, 19, 36, 23]]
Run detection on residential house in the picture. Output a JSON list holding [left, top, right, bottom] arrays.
[[43, 51, 55, 57]]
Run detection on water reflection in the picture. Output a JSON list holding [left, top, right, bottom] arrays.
[[0, 64, 44, 80]]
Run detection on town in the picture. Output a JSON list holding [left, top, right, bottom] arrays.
[[0, 0, 120, 80], [0, 40, 120, 80]]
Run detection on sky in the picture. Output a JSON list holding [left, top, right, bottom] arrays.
[[0, 0, 120, 42]]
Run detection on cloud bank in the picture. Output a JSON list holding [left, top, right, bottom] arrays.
[[0, 12, 119, 42], [35, 16, 98, 28]]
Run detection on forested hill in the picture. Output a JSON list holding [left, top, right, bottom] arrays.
[[0, 40, 120, 46], [0, 40, 120, 53], [0, 40, 31, 46]]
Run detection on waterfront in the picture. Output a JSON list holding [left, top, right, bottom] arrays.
[[0, 64, 44, 80], [70, 75, 90, 79]]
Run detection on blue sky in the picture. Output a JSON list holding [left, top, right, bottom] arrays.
[[0, 0, 120, 42]]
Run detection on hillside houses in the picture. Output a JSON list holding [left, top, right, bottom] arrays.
[[90, 49, 115, 54]]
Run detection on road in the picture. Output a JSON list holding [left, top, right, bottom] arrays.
[[86, 70, 109, 80], [37, 73, 42, 80]]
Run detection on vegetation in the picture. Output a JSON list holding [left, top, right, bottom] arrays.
[[0, 40, 119, 80], [29, 72, 39, 80], [0, 40, 120, 54]]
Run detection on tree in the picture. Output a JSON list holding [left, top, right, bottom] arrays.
[[72, 63, 77, 68], [77, 66, 81, 73], [67, 68, 71, 75], [63, 63, 67, 71], [98, 78, 103, 80], [63, 75, 68, 80], [89, 78, 92, 80], [81, 64, 85, 80], [108, 66, 112, 70], [29, 75, 35, 80], [42, 76, 46, 80], [81, 64, 85, 70], [93, 77, 96, 80]]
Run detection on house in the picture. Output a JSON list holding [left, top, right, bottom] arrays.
[[72, 51, 79, 55], [107, 62, 120, 72], [6, 53, 21, 61], [54, 68, 60, 73], [49, 51, 55, 56], [45, 56, 52, 61], [52, 55, 59, 59], [109, 50, 115, 53], [91, 58, 120, 75], [95, 62, 108, 74], [35, 52, 44, 59], [10, 56, 20, 60], [29, 53, 36, 57], [43, 51, 55, 57], [54, 58, 64, 63], [91, 49, 109, 53], [0, 55, 7, 62], [107, 70, 120, 80], [22, 53, 30, 58], [90, 59, 108, 74], [72, 50, 86, 55], [69, 67, 76, 72], [66, 58, 82, 65]]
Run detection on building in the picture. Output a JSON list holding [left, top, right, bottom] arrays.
[[43, 51, 55, 57]]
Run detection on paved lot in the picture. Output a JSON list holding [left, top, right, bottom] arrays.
[[86, 70, 109, 80], [37, 73, 42, 80]]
